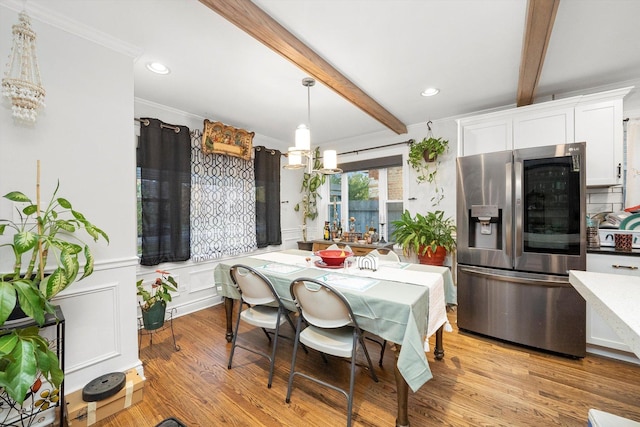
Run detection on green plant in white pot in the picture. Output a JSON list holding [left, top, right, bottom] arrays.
[[0, 172, 109, 406]]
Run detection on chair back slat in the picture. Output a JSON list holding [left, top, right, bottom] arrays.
[[290, 278, 353, 329], [231, 265, 277, 305]]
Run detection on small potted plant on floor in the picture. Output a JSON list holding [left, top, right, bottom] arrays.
[[137, 270, 178, 331], [391, 210, 456, 266]]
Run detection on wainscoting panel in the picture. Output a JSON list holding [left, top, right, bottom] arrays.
[[189, 267, 218, 293], [54, 282, 121, 373]]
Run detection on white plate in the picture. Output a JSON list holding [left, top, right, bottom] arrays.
[[619, 213, 640, 230]]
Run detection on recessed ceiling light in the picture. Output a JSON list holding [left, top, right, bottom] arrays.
[[146, 62, 170, 75], [421, 88, 440, 97]]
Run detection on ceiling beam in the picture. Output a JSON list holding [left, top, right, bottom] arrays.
[[517, 0, 560, 106], [199, 0, 408, 135]]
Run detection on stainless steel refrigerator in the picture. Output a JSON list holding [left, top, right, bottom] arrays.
[[456, 142, 587, 358]]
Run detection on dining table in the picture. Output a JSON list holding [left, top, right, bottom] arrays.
[[213, 249, 457, 427]]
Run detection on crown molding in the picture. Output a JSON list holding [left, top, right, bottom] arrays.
[[0, 0, 143, 59]]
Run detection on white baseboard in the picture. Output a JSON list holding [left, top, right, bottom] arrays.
[[587, 345, 640, 365]]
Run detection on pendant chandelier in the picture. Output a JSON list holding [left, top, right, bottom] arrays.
[[284, 77, 342, 174], [1, 11, 46, 122]]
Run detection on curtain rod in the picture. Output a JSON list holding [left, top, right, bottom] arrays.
[[134, 118, 181, 133], [335, 138, 415, 157], [280, 138, 415, 158]]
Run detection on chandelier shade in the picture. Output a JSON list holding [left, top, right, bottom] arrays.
[[284, 77, 342, 175], [1, 11, 46, 122], [295, 124, 311, 151]]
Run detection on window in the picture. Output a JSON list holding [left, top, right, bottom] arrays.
[[136, 126, 257, 262], [328, 156, 403, 242]]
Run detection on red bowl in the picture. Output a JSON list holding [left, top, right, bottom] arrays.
[[315, 249, 354, 266]]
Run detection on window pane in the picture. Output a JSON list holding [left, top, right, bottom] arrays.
[[386, 201, 404, 243], [329, 175, 342, 231], [348, 170, 378, 235]]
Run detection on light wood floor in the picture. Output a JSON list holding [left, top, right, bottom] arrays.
[[93, 304, 640, 427]]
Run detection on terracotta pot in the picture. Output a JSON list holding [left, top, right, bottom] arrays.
[[417, 245, 447, 266], [423, 150, 437, 163]]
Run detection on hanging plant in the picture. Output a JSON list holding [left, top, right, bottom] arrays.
[[407, 123, 449, 206], [293, 147, 326, 241]]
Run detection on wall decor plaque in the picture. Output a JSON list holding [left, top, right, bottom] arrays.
[[202, 119, 254, 160]]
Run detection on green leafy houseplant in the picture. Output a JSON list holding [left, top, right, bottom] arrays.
[[407, 136, 449, 206], [0, 178, 109, 406], [293, 147, 326, 242], [136, 269, 178, 311], [391, 210, 456, 265]]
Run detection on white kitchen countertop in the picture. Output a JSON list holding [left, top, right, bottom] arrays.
[[569, 270, 640, 359]]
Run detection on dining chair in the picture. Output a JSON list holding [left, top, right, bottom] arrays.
[[286, 277, 379, 427], [369, 248, 401, 263], [327, 243, 353, 253], [228, 264, 298, 388]]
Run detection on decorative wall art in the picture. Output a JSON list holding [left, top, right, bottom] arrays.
[[202, 119, 254, 160]]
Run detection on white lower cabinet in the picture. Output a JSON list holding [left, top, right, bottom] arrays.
[[585, 253, 640, 363]]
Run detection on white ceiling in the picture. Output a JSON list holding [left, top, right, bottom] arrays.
[[7, 0, 640, 145]]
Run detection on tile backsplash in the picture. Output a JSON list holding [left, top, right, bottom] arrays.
[[586, 186, 624, 216]]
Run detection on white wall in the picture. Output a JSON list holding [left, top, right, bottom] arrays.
[[0, 4, 139, 392]]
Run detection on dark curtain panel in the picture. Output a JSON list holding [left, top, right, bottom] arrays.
[[254, 146, 282, 247], [137, 118, 191, 265]]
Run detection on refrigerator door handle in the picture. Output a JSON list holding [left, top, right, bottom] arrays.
[[513, 160, 522, 259], [505, 161, 512, 260], [458, 266, 570, 287]]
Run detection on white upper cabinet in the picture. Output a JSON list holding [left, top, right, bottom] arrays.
[[513, 107, 574, 149], [457, 87, 632, 186], [575, 99, 624, 186], [459, 118, 512, 156]]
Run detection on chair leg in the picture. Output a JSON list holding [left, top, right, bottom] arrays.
[[227, 300, 244, 370], [347, 333, 359, 427], [267, 311, 282, 389], [365, 336, 387, 367], [379, 340, 387, 366], [261, 327, 272, 342], [285, 312, 308, 354], [358, 335, 379, 382], [286, 316, 303, 403]]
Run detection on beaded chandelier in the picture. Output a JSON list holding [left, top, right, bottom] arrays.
[[1, 11, 46, 122]]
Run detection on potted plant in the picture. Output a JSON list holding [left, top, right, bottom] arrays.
[[136, 269, 177, 331], [0, 173, 109, 408], [391, 210, 456, 266], [407, 136, 449, 206], [293, 147, 326, 249]]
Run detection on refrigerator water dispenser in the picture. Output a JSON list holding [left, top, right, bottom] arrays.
[[469, 205, 501, 249]]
